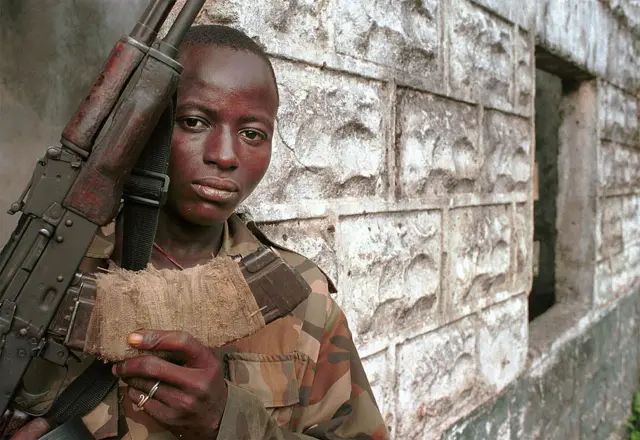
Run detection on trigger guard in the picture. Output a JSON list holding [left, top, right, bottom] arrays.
[[13, 366, 69, 417]]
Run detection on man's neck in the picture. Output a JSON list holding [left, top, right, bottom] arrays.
[[150, 209, 225, 269]]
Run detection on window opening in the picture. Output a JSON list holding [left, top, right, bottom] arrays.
[[530, 68, 562, 321], [529, 47, 596, 322]]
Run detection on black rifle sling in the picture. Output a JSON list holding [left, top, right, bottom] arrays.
[[40, 101, 176, 434], [39, 416, 95, 440], [44, 360, 116, 430], [121, 98, 176, 270]]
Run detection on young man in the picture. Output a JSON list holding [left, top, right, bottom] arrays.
[[13, 25, 389, 440]]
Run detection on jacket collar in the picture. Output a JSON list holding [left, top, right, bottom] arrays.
[[218, 214, 262, 260]]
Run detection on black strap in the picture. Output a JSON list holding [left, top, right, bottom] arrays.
[[45, 360, 116, 428], [40, 416, 96, 440], [121, 98, 176, 271]]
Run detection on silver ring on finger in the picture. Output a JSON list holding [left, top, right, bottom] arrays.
[[148, 381, 161, 400], [137, 393, 150, 410]]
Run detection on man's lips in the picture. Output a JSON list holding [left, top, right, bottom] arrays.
[[193, 177, 239, 192], [191, 178, 239, 203]]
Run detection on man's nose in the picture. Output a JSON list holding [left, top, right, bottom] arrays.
[[203, 126, 239, 170]]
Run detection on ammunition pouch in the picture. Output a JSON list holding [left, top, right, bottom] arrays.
[[48, 245, 310, 354]]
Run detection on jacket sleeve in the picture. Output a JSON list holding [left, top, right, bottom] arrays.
[[216, 299, 389, 440]]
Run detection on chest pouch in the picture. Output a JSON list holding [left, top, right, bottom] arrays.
[[47, 246, 310, 362]]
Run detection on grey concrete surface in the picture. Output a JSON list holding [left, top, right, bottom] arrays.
[[0, 0, 146, 241]]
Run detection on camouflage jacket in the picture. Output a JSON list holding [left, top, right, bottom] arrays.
[[16, 214, 389, 440]]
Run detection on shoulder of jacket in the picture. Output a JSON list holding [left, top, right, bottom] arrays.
[[246, 221, 338, 294]]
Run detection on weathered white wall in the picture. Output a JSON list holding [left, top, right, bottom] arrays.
[[597, 80, 640, 306], [0, 0, 148, 242]]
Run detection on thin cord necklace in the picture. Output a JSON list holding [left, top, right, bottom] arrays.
[[152, 242, 185, 270]]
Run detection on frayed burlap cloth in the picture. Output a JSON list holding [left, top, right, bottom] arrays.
[[84, 257, 265, 362]]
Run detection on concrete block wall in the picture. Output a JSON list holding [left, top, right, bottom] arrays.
[[441, 291, 640, 439], [440, 0, 640, 438], [597, 80, 640, 307]]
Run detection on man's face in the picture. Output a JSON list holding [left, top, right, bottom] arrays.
[[166, 44, 278, 225]]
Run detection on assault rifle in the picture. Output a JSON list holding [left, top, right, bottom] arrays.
[[0, 0, 205, 428]]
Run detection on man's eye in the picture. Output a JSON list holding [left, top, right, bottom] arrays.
[[240, 129, 267, 142], [178, 117, 208, 130]]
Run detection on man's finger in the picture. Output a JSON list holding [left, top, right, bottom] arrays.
[[126, 387, 181, 426], [123, 377, 195, 408], [114, 355, 210, 393], [127, 330, 213, 367]]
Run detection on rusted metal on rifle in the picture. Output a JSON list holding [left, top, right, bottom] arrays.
[[61, 39, 147, 154], [61, 0, 180, 155], [63, 54, 181, 226], [62, 0, 208, 225]]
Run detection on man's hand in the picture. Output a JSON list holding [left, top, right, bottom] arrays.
[[113, 330, 227, 440]]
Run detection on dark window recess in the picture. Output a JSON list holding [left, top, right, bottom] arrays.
[[529, 68, 562, 321], [530, 47, 596, 323]]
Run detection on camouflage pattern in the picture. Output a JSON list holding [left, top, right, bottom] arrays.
[[15, 214, 389, 440]]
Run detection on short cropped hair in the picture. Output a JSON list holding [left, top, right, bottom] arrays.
[[180, 25, 279, 99]]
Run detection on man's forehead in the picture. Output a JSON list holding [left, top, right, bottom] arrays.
[[178, 46, 276, 94], [180, 45, 266, 76]]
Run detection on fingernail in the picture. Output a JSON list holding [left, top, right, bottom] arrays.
[[128, 333, 144, 346], [111, 365, 118, 376]]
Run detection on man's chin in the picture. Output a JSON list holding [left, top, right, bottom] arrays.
[[178, 205, 233, 227]]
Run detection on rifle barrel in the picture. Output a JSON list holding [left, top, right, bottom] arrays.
[[162, 0, 205, 49], [130, 0, 178, 46]]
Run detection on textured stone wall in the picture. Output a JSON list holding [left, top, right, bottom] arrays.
[[435, 0, 638, 438], [441, 291, 640, 440], [597, 79, 640, 307]]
